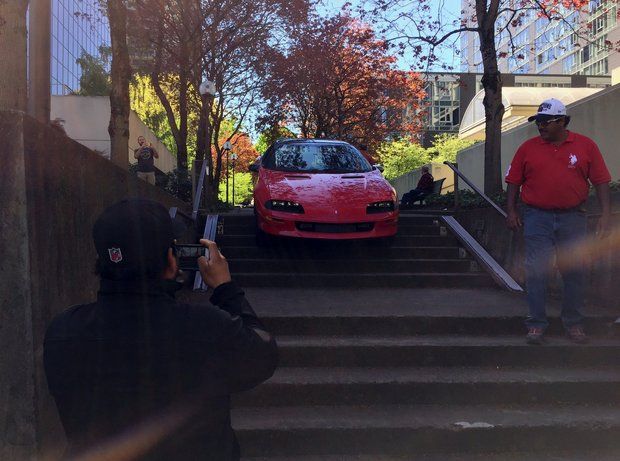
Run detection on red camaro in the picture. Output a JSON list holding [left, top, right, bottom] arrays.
[[251, 139, 398, 241]]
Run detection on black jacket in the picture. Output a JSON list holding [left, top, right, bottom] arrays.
[[44, 279, 277, 461]]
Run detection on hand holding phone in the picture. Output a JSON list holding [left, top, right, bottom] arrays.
[[197, 239, 232, 289], [175, 244, 210, 271]]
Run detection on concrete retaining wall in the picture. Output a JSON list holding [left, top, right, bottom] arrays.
[[456, 83, 620, 191], [0, 112, 189, 460], [51, 95, 177, 173]]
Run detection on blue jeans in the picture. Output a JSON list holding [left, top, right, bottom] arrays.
[[402, 189, 429, 204], [523, 206, 587, 330]]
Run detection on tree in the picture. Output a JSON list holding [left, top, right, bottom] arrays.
[[0, 0, 29, 112], [218, 172, 254, 205], [378, 135, 475, 180], [261, 14, 427, 151], [130, 0, 313, 203], [378, 139, 432, 180], [130, 75, 187, 157], [75, 48, 112, 96], [106, 0, 132, 169], [218, 130, 259, 178], [255, 126, 297, 154], [364, 0, 592, 194], [427, 133, 476, 163]]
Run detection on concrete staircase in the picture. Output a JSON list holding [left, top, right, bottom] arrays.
[[184, 211, 620, 460], [216, 212, 494, 289]]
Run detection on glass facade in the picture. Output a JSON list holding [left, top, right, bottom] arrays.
[[424, 79, 461, 132], [50, 0, 110, 95], [461, 0, 617, 76]]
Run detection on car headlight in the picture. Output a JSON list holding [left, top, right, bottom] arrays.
[[265, 200, 305, 214], [367, 201, 395, 214]]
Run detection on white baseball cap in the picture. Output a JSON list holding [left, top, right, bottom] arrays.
[[528, 98, 567, 122]]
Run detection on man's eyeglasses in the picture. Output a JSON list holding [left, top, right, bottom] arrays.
[[535, 117, 563, 128]]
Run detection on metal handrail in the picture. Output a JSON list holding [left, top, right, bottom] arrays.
[[443, 161, 507, 218], [192, 159, 209, 221]]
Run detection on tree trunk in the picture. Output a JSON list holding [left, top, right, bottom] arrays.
[[107, 0, 131, 169], [151, 70, 188, 176], [476, 0, 504, 196], [177, 67, 189, 176], [0, 0, 29, 112], [28, 0, 51, 123]]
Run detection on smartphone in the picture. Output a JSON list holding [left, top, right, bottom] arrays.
[[175, 244, 209, 271]]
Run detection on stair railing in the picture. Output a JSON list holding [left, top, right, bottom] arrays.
[[443, 161, 507, 218], [441, 162, 522, 292], [192, 159, 210, 221]]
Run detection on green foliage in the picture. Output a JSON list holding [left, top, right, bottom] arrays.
[[75, 47, 111, 96], [255, 127, 296, 154], [218, 172, 254, 205], [426, 134, 476, 163], [378, 135, 476, 181], [377, 140, 431, 181], [130, 75, 179, 156]]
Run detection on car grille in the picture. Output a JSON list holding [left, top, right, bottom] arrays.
[[295, 222, 375, 233]]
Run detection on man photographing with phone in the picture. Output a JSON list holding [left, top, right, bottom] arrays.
[[44, 198, 277, 460]]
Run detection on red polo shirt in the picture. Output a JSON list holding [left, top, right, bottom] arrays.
[[505, 131, 611, 209]]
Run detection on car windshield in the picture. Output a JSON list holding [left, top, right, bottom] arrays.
[[264, 143, 373, 173]]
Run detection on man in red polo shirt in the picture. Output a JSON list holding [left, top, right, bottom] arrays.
[[505, 98, 611, 345]]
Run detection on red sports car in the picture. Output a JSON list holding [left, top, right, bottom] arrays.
[[251, 139, 398, 241]]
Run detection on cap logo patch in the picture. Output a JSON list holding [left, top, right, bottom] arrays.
[[108, 248, 123, 263], [539, 102, 552, 112]]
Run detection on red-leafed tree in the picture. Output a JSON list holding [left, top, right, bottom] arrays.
[[363, 0, 601, 194], [215, 130, 259, 178], [129, 0, 313, 203], [261, 14, 427, 154]]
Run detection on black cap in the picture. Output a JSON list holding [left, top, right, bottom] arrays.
[[93, 199, 185, 280]]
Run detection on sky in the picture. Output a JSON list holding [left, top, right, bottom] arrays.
[[317, 0, 465, 72]]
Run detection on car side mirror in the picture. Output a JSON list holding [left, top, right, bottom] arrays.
[[249, 162, 260, 173], [373, 164, 384, 173]]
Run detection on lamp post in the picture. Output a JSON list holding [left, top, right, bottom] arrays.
[[230, 153, 238, 207], [223, 141, 232, 204], [192, 80, 216, 219]]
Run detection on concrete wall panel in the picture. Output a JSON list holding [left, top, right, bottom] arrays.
[[51, 95, 176, 173], [0, 112, 38, 460], [0, 111, 189, 459]]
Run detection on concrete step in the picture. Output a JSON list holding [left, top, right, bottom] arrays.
[[275, 335, 620, 367], [228, 258, 480, 274], [222, 246, 465, 260], [232, 272, 494, 288], [258, 315, 614, 337], [218, 234, 459, 247], [234, 366, 620, 407], [243, 451, 620, 461], [232, 403, 620, 457]]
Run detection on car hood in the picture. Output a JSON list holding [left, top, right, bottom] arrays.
[[263, 170, 395, 220]]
